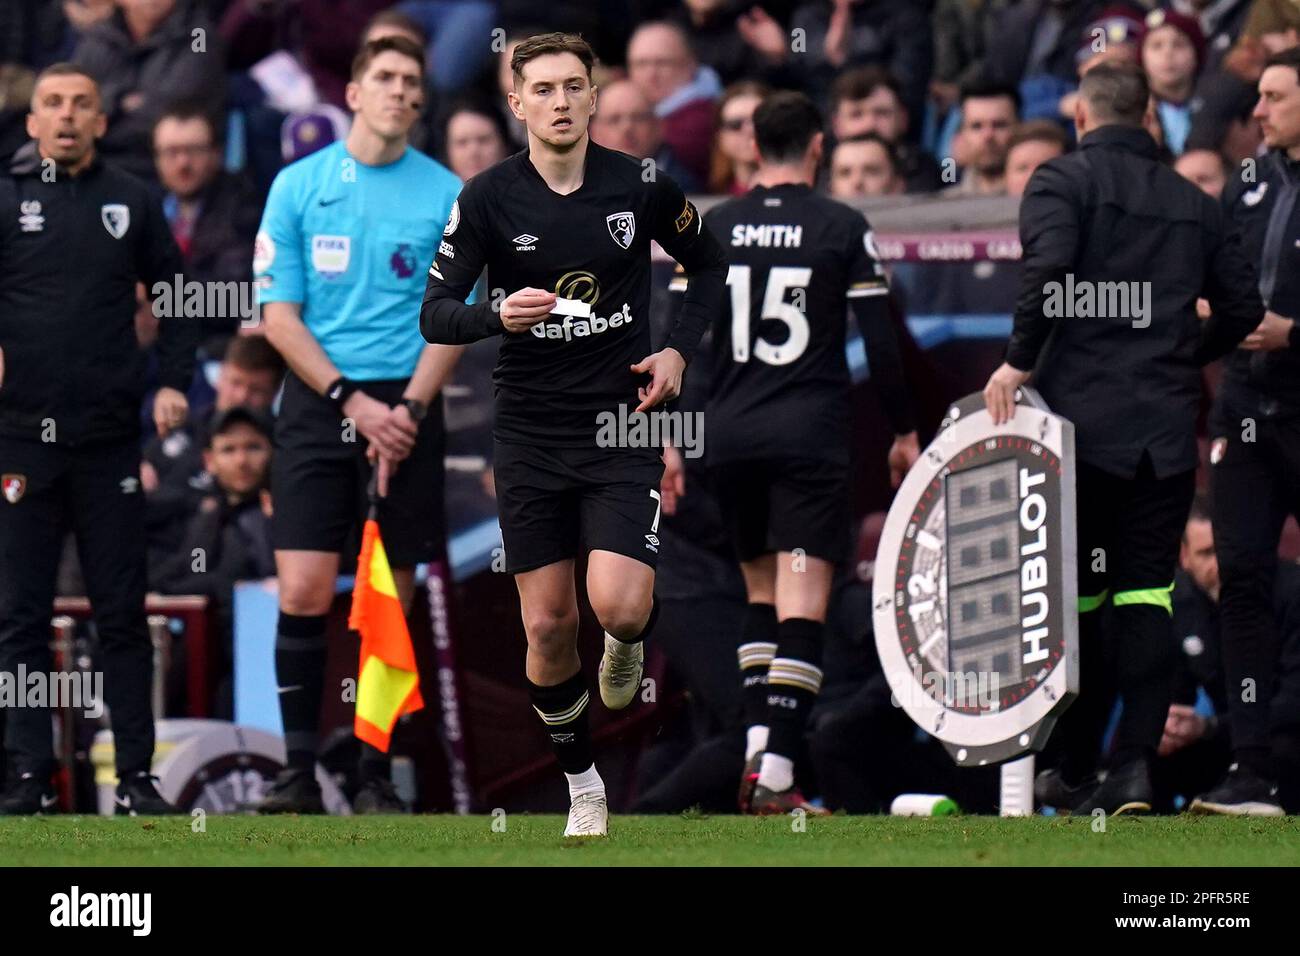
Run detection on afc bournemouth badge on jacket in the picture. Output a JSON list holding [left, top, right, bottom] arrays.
[[2, 474, 26, 504], [101, 203, 130, 239], [607, 212, 635, 250]]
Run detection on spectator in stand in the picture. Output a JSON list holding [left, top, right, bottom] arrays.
[[1222, 0, 1300, 85], [220, 0, 395, 112], [0, 65, 36, 165], [669, 0, 775, 86], [828, 65, 942, 192], [1154, 497, 1300, 812], [982, 0, 1108, 118], [393, 0, 498, 94], [72, 0, 226, 181], [775, 0, 933, 126], [1174, 0, 1254, 76], [946, 81, 1019, 195], [930, 0, 998, 115], [706, 80, 766, 195], [443, 98, 510, 182], [1187, 72, 1263, 166], [1056, 5, 1145, 125], [1004, 119, 1069, 197], [1142, 7, 1206, 156], [152, 406, 276, 718], [143, 336, 284, 574], [152, 100, 261, 354], [827, 133, 905, 198], [589, 78, 703, 192], [626, 20, 721, 187], [1174, 145, 1229, 198]]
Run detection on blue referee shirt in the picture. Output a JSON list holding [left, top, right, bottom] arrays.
[[255, 140, 468, 380]]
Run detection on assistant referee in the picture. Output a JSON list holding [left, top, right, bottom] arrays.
[[0, 65, 197, 815], [983, 61, 1262, 816]]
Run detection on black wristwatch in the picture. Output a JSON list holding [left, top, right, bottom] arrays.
[[326, 376, 360, 412], [400, 398, 428, 422]]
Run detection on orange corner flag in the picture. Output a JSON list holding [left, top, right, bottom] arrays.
[[349, 518, 423, 752]]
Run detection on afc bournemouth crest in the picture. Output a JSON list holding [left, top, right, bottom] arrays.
[[2, 474, 26, 504], [872, 387, 1079, 766], [101, 203, 130, 239], [606, 212, 635, 250]]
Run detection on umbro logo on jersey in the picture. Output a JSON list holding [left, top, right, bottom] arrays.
[[19, 200, 43, 232], [513, 233, 538, 251], [120, 477, 140, 494], [645, 534, 659, 553]]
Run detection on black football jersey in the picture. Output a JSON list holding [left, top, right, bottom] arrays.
[[674, 183, 889, 465], [421, 141, 725, 446]]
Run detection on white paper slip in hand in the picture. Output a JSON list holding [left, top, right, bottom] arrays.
[[551, 296, 592, 318]]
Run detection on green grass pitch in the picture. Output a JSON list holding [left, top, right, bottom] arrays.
[[2, 814, 1298, 866]]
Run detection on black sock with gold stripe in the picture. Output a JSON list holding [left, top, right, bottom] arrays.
[[738, 602, 778, 729], [528, 670, 594, 774], [764, 617, 824, 763]]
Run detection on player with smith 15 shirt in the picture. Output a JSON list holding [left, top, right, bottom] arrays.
[[420, 32, 727, 837], [666, 92, 919, 814]]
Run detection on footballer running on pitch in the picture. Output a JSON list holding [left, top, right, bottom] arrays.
[[667, 91, 919, 815], [420, 32, 727, 837]]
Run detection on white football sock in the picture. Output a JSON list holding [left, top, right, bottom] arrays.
[[565, 764, 604, 799], [757, 752, 794, 792], [746, 725, 769, 762]]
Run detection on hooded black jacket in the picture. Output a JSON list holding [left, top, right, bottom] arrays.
[[0, 141, 196, 446], [1005, 125, 1262, 479], [1217, 148, 1300, 421]]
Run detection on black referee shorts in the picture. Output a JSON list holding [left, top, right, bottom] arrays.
[[271, 373, 446, 567], [493, 440, 664, 574], [709, 456, 851, 565]]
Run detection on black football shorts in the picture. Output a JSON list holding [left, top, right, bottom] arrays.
[[493, 439, 665, 574], [709, 456, 850, 564], [271, 373, 446, 566]]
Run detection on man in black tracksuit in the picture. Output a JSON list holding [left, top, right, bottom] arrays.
[[0, 65, 196, 815], [1194, 48, 1300, 815], [983, 61, 1262, 815]]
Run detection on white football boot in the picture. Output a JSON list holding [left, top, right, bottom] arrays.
[[598, 634, 644, 709], [564, 790, 608, 837]]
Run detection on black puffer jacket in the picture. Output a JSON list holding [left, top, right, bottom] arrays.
[[0, 141, 196, 446]]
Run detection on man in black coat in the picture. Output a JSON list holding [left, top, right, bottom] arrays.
[[0, 64, 197, 816], [983, 60, 1262, 815], [1196, 48, 1300, 814]]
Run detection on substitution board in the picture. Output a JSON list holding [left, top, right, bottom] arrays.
[[873, 387, 1078, 768]]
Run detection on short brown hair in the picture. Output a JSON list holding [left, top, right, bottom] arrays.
[[1078, 60, 1149, 127], [510, 32, 595, 86], [829, 66, 901, 113], [153, 98, 222, 149], [1007, 120, 1069, 155], [351, 35, 426, 83], [364, 9, 428, 47], [224, 334, 286, 378], [32, 62, 100, 103]]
